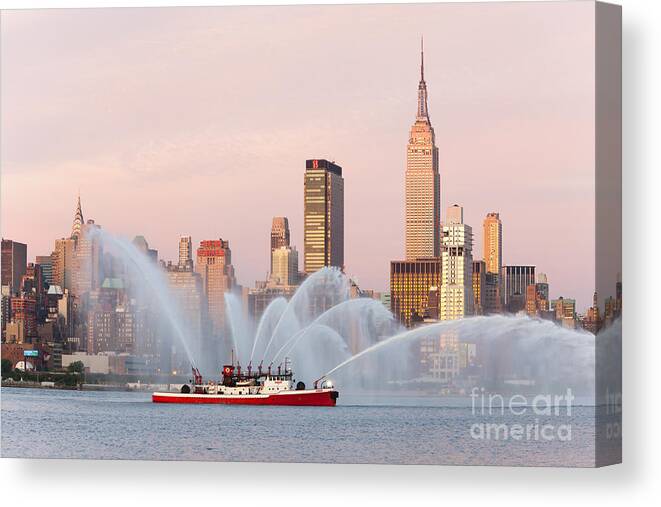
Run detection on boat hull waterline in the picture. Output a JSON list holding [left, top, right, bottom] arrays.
[[152, 389, 338, 406]]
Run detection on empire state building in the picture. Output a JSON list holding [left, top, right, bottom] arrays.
[[405, 40, 440, 260]]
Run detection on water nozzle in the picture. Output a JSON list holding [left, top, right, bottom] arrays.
[[313, 376, 325, 389]]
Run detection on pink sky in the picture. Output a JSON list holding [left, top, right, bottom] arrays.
[[0, 2, 596, 310]]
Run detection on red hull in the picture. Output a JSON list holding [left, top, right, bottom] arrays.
[[152, 389, 338, 407]]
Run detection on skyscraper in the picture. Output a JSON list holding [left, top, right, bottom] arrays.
[[1, 239, 27, 296], [405, 40, 440, 260], [36, 255, 54, 286], [583, 291, 602, 334], [50, 196, 79, 292], [22, 263, 46, 320], [52, 238, 76, 292], [270, 246, 298, 287], [390, 258, 442, 327], [551, 296, 576, 329], [304, 159, 344, 274], [166, 262, 208, 365], [439, 205, 474, 320], [482, 212, 503, 313], [178, 236, 193, 270], [483, 273, 502, 314], [535, 273, 550, 312], [483, 213, 502, 275], [501, 265, 536, 310], [71, 194, 84, 240], [525, 284, 538, 317], [270, 217, 290, 272], [195, 239, 236, 336], [73, 220, 103, 295], [132, 235, 158, 263], [86, 280, 126, 354], [9, 295, 36, 342], [472, 260, 486, 315]]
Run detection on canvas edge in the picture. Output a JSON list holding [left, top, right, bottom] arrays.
[[594, 0, 622, 468]]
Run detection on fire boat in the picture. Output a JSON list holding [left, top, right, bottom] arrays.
[[152, 358, 339, 406]]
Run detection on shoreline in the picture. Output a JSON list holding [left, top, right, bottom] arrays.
[[1, 381, 152, 393]]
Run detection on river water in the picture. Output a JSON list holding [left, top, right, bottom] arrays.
[[1, 387, 597, 466]]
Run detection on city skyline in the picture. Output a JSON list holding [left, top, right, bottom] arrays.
[[1, 3, 597, 309]]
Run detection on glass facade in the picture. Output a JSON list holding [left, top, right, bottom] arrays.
[[303, 159, 344, 274]]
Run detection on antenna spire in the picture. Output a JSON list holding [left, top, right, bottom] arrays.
[[416, 36, 429, 121], [421, 36, 425, 82]]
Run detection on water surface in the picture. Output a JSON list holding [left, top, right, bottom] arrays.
[[1, 388, 596, 466]]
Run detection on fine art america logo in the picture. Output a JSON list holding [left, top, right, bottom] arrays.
[[469, 388, 575, 442]]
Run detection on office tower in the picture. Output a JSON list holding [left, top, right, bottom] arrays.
[[439, 205, 474, 320], [84, 278, 136, 354], [178, 236, 193, 270], [390, 258, 442, 327], [21, 263, 43, 294], [73, 220, 103, 295], [304, 159, 344, 273], [583, 291, 602, 334], [482, 273, 501, 314], [1, 286, 10, 338], [196, 239, 236, 336], [270, 246, 298, 287], [551, 296, 577, 329], [551, 297, 576, 319], [525, 284, 538, 316], [52, 238, 76, 292], [1, 239, 27, 295], [247, 285, 297, 323], [482, 212, 503, 310], [36, 255, 54, 286], [9, 295, 37, 342], [166, 263, 208, 364], [132, 235, 158, 263], [114, 305, 136, 353], [406, 40, 440, 260], [500, 265, 536, 310], [270, 217, 290, 272], [51, 196, 85, 293], [425, 286, 440, 320], [86, 279, 121, 353], [472, 260, 486, 315], [525, 273, 550, 318], [483, 213, 502, 275], [21, 263, 46, 321], [535, 273, 550, 312], [45, 285, 63, 323]]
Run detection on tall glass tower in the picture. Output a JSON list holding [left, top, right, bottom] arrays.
[[303, 159, 344, 274]]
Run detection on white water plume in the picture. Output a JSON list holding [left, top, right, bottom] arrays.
[[86, 233, 602, 395], [91, 230, 198, 371], [224, 268, 396, 381], [322, 314, 598, 395]]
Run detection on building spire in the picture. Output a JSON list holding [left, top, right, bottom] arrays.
[[416, 36, 429, 121], [420, 36, 425, 82], [71, 192, 84, 239]]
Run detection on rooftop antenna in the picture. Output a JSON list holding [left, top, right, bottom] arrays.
[[420, 36, 425, 82]]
